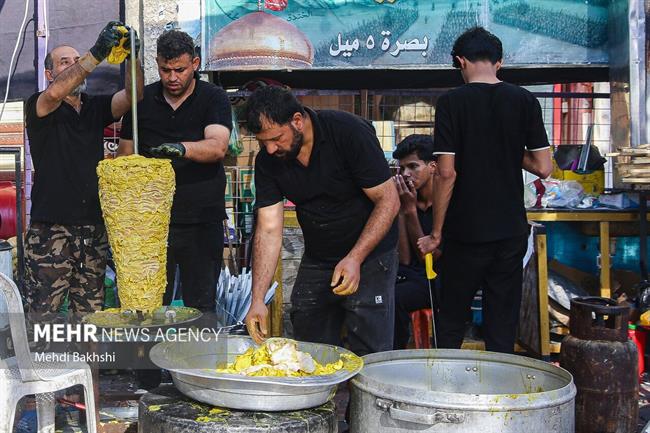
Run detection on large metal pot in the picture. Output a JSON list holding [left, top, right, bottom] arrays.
[[350, 349, 576, 433]]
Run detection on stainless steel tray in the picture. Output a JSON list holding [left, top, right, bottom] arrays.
[[84, 306, 202, 331], [149, 335, 363, 411]]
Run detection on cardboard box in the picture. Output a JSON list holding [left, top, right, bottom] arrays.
[[236, 151, 257, 167], [241, 135, 259, 155], [224, 152, 256, 167], [224, 168, 236, 208], [238, 167, 254, 200], [237, 201, 255, 237]]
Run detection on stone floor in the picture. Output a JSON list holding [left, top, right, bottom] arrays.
[[11, 369, 650, 432], [638, 377, 650, 432]]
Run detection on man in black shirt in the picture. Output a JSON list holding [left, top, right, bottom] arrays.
[[24, 22, 143, 318], [119, 30, 232, 314], [392, 135, 440, 349], [418, 27, 552, 353], [244, 86, 399, 355]]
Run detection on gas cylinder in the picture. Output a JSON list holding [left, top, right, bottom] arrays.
[[560, 297, 638, 433], [0, 181, 16, 239]]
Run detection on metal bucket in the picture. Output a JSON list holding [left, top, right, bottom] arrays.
[[350, 349, 576, 433]]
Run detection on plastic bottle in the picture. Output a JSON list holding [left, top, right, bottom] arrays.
[[103, 277, 117, 308], [628, 323, 645, 381]]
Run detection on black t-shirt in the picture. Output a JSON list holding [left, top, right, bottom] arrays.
[[255, 108, 398, 263], [433, 82, 549, 242], [408, 205, 433, 268], [120, 75, 232, 224], [26, 92, 116, 225]]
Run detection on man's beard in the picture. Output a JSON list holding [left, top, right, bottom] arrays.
[[275, 126, 304, 161], [70, 80, 87, 96]]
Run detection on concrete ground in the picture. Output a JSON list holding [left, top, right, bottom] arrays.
[[638, 377, 650, 432], [11, 369, 650, 432]]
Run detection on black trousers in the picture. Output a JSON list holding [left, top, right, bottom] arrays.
[[137, 222, 223, 390], [393, 264, 437, 350], [290, 249, 398, 356], [163, 222, 224, 312], [437, 235, 528, 354]]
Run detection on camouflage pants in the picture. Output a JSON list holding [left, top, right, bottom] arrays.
[[24, 222, 108, 320]]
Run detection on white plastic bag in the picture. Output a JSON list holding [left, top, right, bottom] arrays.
[[541, 179, 585, 208]]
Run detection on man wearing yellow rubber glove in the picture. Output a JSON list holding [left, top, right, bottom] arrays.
[[24, 21, 143, 321]]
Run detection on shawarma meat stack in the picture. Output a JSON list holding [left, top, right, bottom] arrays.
[[97, 155, 175, 312]]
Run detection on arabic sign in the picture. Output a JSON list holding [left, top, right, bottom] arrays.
[[329, 31, 429, 59], [198, 0, 609, 70]]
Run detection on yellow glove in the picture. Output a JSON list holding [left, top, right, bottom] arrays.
[[641, 310, 650, 327], [106, 26, 131, 64]]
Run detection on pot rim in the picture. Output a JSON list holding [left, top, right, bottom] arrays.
[[351, 349, 576, 412]]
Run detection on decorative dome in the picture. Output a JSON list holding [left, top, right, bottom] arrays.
[[207, 11, 314, 70]]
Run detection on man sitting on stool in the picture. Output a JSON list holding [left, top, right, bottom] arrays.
[[392, 135, 441, 349]]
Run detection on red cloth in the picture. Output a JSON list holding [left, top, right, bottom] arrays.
[[265, 0, 287, 11], [533, 178, 546, 208]]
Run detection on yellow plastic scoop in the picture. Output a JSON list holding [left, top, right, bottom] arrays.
[[425, 253, 437, 280], [107, 25, 130, 64]]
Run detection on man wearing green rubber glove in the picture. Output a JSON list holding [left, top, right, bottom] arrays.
[[119, 29, 232, 390], [118, 30, 232, 316], [150, 142, 186, 157], [24, 20, 143, 322]]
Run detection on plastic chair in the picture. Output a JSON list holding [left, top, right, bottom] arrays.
[[410, 308, 432, 349], [0, 272, 96, 433]]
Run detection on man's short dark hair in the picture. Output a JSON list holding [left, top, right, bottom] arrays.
[[157, 30, 195, 60], [451, 26, 502, 68], [44, 45, 74, 70], [393, 134, 435, 162], [245, 86, 305, 133], [44, 52, 53, 70]]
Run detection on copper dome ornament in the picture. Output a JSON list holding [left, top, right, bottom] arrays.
[[207, 10, 314, 70]]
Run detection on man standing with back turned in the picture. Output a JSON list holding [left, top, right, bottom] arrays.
[[418, 27, 553, 353]]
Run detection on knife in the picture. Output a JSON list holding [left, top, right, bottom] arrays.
[[425, 252, 438, 349]]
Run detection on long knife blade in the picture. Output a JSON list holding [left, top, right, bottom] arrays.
[[129, 27, 139, 155]]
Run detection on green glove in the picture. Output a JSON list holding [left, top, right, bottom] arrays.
[[123, 26, 141, 59], [90, 21, 123, 62], [150, 142, 186, 158]]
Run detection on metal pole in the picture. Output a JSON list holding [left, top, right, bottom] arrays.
[[15, 151, 23, 291], [36, 0, 48, 92], [130, 27, 139, 155], [640, 191, 648, 282]]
